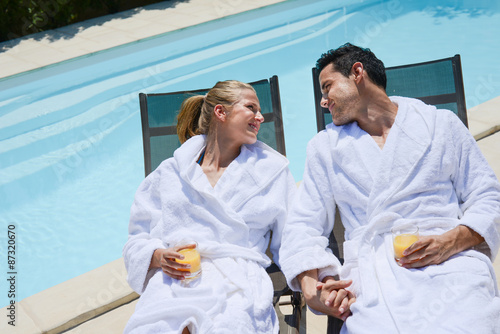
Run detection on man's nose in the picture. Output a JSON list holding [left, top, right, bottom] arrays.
[[320, 95, 328, 108]]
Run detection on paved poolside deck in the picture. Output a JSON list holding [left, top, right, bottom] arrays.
[[0, 0, 287, 79], [1, 0, 500, 333]]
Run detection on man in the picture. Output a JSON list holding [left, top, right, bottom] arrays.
[[279, 43, 500, 333]]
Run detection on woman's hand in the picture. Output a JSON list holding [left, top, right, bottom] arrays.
[[317, 276, 356, 321], [298, 270, 355, 320], [398, 225, 484, 268], [149, 244, 196, 280]]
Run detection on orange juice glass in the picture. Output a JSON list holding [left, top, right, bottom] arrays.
[[391, 225, 419, 262], [175, 241, 201, 284]]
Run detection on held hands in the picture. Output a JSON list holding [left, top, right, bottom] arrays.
[[398, 225, 484, 269], [149, 243, 196, 280], [316, 276, 356, 321], [298, 270, 356, 321]]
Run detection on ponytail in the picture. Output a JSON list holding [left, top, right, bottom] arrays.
[[176, 95, 204, 144]]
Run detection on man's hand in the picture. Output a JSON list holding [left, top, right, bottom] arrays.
[[317, 276, 356, 321], [399, 225, 484, 268], [298, 270, 356, 320]]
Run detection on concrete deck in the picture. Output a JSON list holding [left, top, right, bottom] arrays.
[[1, 0, 500, 333], [0, 0, 286, 79]]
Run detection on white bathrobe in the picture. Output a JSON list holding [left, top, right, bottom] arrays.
[[280, 97, 500, 333], [123, 135, 296, 334]]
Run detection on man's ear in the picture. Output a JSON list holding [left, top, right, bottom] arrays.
[[351, 62, 364, 82], [214, 104, 226, 121]]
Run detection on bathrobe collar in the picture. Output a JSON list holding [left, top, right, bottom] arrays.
[[327, 97, 436, 218], [367, 96, 436, 221], [175, 135, 289, 210]]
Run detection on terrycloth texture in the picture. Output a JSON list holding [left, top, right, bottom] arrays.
[[280, 97, 500, 333], [123, 135, 296, 334]]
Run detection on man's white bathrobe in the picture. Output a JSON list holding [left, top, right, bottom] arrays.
[[123, 135, 296, 334], [280, 97, 500, 333]]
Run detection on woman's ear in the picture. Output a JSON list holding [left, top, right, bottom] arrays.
[[214, 104, 226, 122]]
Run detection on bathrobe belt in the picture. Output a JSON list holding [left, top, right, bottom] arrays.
[[203, 242, 274, 303], [344, 225, 386, 307], [199, 242, 272, 267]]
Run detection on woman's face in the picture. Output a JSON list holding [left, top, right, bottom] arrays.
[[222, 89, 264, 146]]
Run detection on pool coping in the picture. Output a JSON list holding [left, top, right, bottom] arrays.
[[1, 258, 137, 334], [469, 96, 500, 141]]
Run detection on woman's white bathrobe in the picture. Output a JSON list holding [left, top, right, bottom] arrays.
[[123, 135, 296, 334], [280, 97, 500, 333]]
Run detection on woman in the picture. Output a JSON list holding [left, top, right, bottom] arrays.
[[123, 80, 296, 334]]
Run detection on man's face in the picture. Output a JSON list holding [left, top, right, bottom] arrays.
[[319, 63, 361, 126]]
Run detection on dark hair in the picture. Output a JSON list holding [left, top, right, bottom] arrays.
[[316, 43, 387, 89], [176, 80, 255, 143]]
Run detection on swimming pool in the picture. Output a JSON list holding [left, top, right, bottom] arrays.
[[1, 0, 499, 304]]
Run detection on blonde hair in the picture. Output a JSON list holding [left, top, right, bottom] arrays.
[[176, 80, 256, 143]]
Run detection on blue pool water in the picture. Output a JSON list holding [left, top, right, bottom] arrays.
[[1, 0, 500, 304]]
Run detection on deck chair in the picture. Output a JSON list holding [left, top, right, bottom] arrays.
[[312, 55, 468, 334], [139, 76, 302, 334]]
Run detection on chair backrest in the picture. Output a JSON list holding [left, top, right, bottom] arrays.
[[312, 54, 468, 132], [139, 76, 286, 176]]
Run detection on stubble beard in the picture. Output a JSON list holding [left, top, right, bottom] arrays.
[[331, 108, 351, 126]]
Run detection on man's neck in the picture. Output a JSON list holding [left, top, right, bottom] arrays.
[[356, 94, 398, 149]]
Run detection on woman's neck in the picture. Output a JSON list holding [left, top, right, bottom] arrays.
[[200, 133, 241, 187]]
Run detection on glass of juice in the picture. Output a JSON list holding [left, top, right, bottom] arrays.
[[175, 241, 201, 285], [391, 225, 419, 264]]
